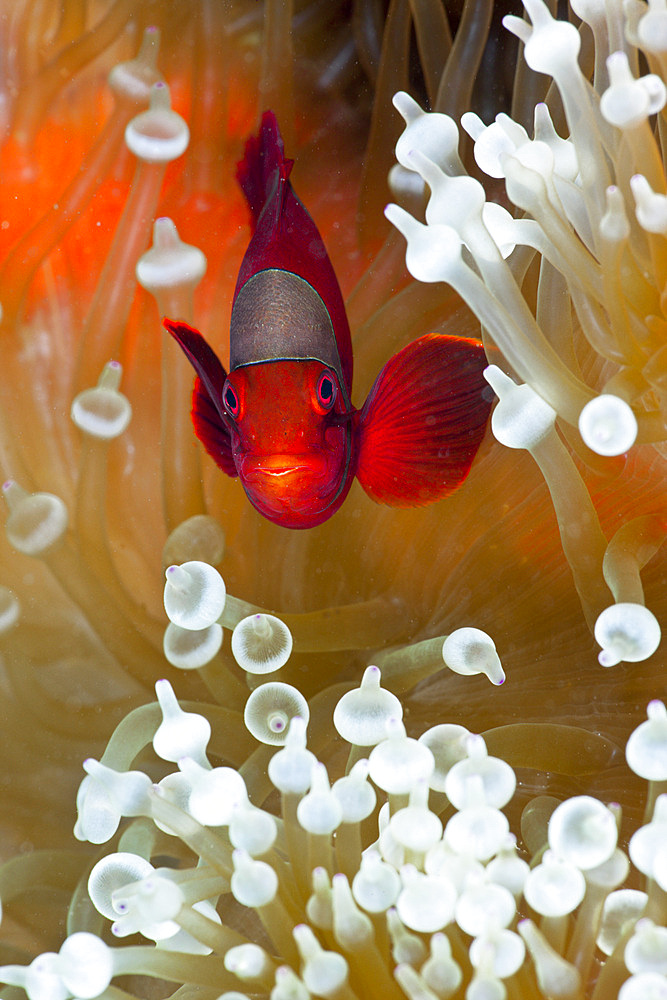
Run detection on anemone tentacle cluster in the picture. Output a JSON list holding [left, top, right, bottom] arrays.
[[1, 675, 665, 1000], [0, 0, 663, 864], [387, 0, 666, 671]]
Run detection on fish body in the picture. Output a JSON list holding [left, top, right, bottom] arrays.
[[165, 111, 492, 529]]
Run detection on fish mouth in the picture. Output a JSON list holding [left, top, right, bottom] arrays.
[[238, 452, 340, 518], [245, 454, 325, 475]]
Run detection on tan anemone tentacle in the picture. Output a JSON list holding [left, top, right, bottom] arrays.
[[222, 593, 408, 653], [10, 0, 137, 144], [0, 27, 163, 329]]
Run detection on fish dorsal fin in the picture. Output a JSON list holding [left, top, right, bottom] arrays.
[[164, 319, 237, 478], [356, 334, 492, 507], [234, 110, 353, 393], [237, 112, 293, 226]]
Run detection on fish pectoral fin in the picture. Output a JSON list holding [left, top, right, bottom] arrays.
[[164, 318, 228, 406], [355, 333, 493, 507], [191, 377, 237, 477], [163, 318, 237, 478]]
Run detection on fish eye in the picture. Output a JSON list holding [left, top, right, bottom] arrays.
[[223, 380, 240, 418], [315, 370, 336, 411]]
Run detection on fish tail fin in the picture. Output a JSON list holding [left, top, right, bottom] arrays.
[[236, 110, 294, 226], [356, 334, 493, 507]]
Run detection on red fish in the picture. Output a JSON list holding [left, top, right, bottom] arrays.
[[165, 111, 492, 530]]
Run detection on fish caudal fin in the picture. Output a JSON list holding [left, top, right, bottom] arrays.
[[164, 319, 237, 478], [236, 110, 294, 227], [355, 334, 492, 507]]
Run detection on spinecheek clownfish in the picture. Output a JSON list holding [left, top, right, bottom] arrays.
[[165, 111, 492, 530]]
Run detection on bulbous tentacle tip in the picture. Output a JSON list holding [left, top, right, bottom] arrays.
[[267, 716, 316, 795], [505, 0, 582, 76], [389, 779, 442, 852], [184, 758, 246, 827], [296, 923, 349, 997], [548, 795, 619, 871], [384, 202, 462, 283], [56, 933, 114, 998], [224, 943, 273, 982], [231, 613, 293, 674], [108, 25, 163, 106], [600, 52, 666, 130], [594, 602, 661, 666], [484, 365, 556, 451], [71, 361, 132, 439], [244, 682, 309, 746], [333, 666, 402, 746], [2, 480, 68, 556], [331, 760, 375, 824], [153, 677, 212, 765], [162, 515, 225, 568], [637, 0, 667, 53], [445, 737, 516, 811], [630, 173, 667, 234], [77, 759, 152, 844], [460, 110, 485, 143], [163, 560, 226, 630], [598, 890, 648, 957], [624, 918, 667, 976], [297, 762, 343, 836], [271, 968, 304, 1000], [455, 881, 517, 943], [442, 627, 506, 686], [88, 853, 154, 920], [600, 185, 631, 243], [392, 90, 422, 124], [413, 151, 485, 227], [418, 724, 469, 793], [396, 864, 457, 934], [229, 799, 278, 857], [137, 217, 207, 294], [368, 721, 435, 795], [231, 849, 278, 908], [524, 849, 587, 918], [111, 871, 184, 938], [629, 794, 667, 881], [517, 919, 582, 998], [392, 92, 460, 174], [125, 82, 190, 163], [625, 700, 667, 781], [163, 621, 223, 670], [387, 164, 426, 213]]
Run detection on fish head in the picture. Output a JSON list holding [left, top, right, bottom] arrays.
[[224, 360, 354, 528]]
